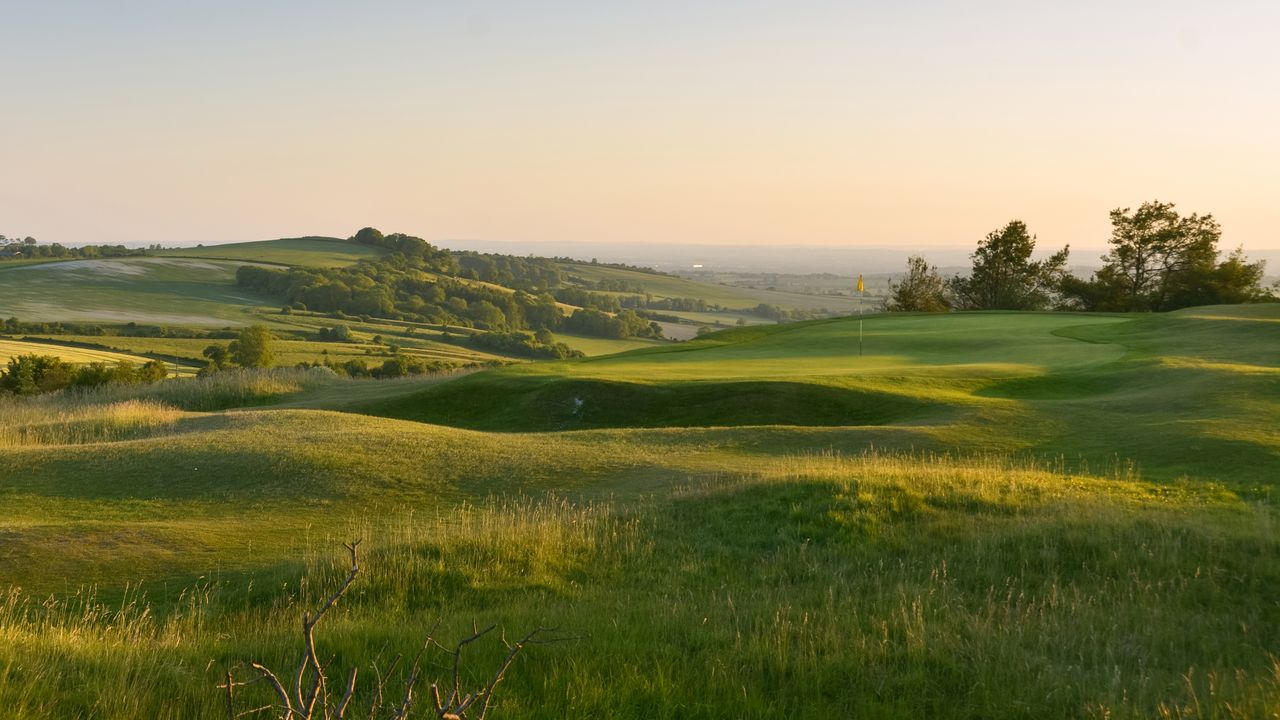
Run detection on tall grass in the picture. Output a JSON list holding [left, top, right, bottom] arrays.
[[0, 397, 182, 447], [0, 457, 1274, 718]]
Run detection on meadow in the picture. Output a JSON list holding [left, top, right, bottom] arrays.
[[0, 305, 1276, 718]]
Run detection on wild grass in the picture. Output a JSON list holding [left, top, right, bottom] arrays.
[[0, 397, 182, 447], [0, 454, 1274, 718], [0, 307, 1276, 717]]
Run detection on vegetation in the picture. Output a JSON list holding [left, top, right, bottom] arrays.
[[947, 220, 1070, 310], [0, 353, 169, 394], [2, 222, 1277, 717], [0, 234, 158, 261], [1060, 200, 1273, 310], [886, 255, 950, 312]]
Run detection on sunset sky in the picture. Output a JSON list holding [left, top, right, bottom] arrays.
[[2, 1, 1276, 251]]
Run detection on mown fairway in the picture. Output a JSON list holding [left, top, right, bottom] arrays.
[[0, 307, 1276, 718]]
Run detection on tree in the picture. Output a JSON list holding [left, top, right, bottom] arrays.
[[1097, 201, 1219, 310], [1061, 201, 1272, 311], [948, 220, 1069, 310], [350, 226, 385, 246], [228, 325, 274, 368], [139, 360, 169, 383], [0, 354, 74, 395], [202, 344, 231, 370], [887, 256, 950, 312]]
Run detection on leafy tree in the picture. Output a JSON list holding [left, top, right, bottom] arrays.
[[351, 227, 385, 246], [887, 256, 950, 312], [948, 221, 1069, 310], [203, 344, 231, 370], [1, 354, 74, 394], [1061, 201, 1272, 311], [139, 360, 169, 383], [228, 325, 274, 368]]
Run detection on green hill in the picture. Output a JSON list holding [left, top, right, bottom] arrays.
[[0, 305, 1276, 717], [0, 256, 274, 326], [348, 307, 1279, 485]]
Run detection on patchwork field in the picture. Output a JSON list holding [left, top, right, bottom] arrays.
[[0, 338, 163, 367], [0, 305, 1275, 718]]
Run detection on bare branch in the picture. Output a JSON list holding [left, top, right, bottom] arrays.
[[336, 667, 358, 719], [251, 662, 295, 719]]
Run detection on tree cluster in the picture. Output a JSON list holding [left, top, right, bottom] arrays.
[[0, 236, 156, 261], [201, 325, 275, 373], [236, 229, 668, 341], [885, 202, 1273, 313], [1060, 201, 1271, 311], [1, 354, 168, 395]]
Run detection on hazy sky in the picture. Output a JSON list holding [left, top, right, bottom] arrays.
[[2, 1, 1276, 252]]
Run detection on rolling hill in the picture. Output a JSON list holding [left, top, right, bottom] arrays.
[[0, 303, 1276, 717], [2, 233, 1277, 718]]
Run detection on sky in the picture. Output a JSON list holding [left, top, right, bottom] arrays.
[[1, 1, 1277, 253]]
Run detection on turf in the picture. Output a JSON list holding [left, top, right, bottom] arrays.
[[0, 305, 1276, 718], [347, 308, 1278, 486]]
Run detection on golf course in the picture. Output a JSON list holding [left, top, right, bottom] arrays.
[[0, 302, 1275, 718]]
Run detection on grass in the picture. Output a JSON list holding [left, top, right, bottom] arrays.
[[0, 305, 1276, 717], [356, 308, 1278, 487], [0, 442, 1274, 718], [158, 236, 388, 267], [0, 338, 192, 376], [0, 257, 278, 327]]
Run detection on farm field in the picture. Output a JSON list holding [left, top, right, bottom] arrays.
[[0, 338, 195, 375], [159, 236, 388, 267], [0, 257, 277, 327], [559, 261, 865, 313], [0, 305, 1276, 718]]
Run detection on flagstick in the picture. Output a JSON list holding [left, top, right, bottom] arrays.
[[859, 289, 864, 357]]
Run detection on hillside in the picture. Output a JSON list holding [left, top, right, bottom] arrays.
[[348, 306, 1280, 486], [0, 305, 1276, 717], [159, 236, 388, 267]]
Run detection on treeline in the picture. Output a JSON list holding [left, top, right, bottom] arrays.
[[2, 317, 237, 340], [201, 323, 459, 379], [0, 235, 159, 261], [1, 355, 168, 395], [237, 227, 664, 340], [887, 201, 1275, 313]]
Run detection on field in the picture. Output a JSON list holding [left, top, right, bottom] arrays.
[[0, 304, 1276, 718], [0, 338, 184, 370], [159, 236, 388, 267], [560, 262, 865, 313], [0, 257, 275, 327]]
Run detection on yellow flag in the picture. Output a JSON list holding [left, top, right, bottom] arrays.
[[857, 274, 864, 293]]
